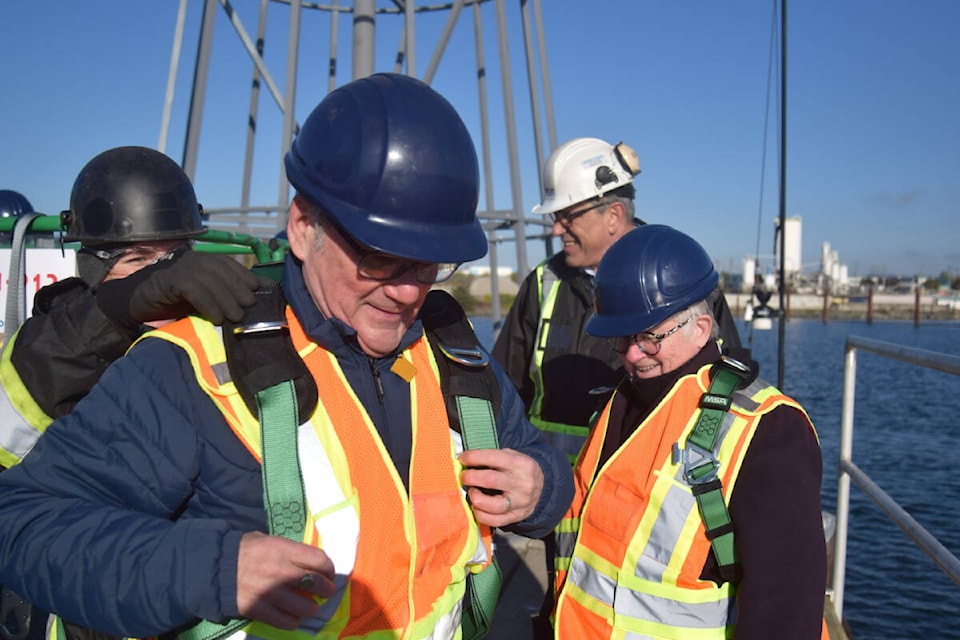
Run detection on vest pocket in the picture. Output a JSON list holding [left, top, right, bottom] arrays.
[[582, 475, 645, 561]]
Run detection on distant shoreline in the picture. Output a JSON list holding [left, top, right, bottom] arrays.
[[463, 295, 960, 324]]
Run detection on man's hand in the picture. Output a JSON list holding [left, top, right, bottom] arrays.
[[458, 448, 545, 528], [96, 249, 260, 328], [237, 532, 336, 630]]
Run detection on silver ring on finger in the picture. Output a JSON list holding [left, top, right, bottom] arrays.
[[299, 573, 315, 591], [504, 494, 512, 513]]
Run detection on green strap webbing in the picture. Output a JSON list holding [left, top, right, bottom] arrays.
[[454, 396, 502, 640], [258, 382, 306, 539], [683, 364, 744, 581], [179, 380, 301, 640]]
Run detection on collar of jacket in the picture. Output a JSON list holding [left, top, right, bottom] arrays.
[[280, 252, 426, 361]]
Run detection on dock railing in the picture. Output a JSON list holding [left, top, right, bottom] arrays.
[[831, 336, 960, 621]]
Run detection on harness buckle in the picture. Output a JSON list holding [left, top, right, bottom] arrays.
[[715, 355, 755, 387], [232, 320, 289, 335], [672, 441, 720, 485], [437, 343, 489, 368]]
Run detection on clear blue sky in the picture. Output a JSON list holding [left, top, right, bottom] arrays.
[[1, 1, 957, 278]]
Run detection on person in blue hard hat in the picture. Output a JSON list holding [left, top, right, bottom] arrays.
[[550, 224, 827, 639], [0, 189, 38, 245], [0, 190, 35, 221], [0, 73, 573, 640]]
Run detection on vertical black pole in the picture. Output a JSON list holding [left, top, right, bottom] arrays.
[[777, 0, 787, 390]]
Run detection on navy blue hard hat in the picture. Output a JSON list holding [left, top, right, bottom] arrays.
[[284, 73, 487, 264], [586, 225, 719, 338], [0, 190, 35, 218], [62, 146, 205, 246]]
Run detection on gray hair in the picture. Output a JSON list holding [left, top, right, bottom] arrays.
[[603, 193, 636, 221], [678, 299, 719, 340], [294, 194, 326, 251]]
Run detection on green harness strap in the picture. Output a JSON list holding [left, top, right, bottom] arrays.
[[423, 290, 503, 640], [672, 357, 753, 582], [455, 397, 502, 640], [180, 380, 304, 640]]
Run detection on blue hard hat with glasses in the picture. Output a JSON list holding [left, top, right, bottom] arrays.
[[587, 224, 718, 338], [284, 73, 487, 266]]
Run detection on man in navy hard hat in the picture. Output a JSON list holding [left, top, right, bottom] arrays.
[[550, 224, 826, 639], [0, 74, 573, 639]]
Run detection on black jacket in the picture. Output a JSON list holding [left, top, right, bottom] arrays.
[[8, 277, 140, 419]]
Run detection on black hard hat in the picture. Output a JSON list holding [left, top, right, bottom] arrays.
[[62, 146, 205, 246], [284, 73, 487, 264], [0, 190, 35, 218]]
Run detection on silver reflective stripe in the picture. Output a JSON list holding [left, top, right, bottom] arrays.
[[0, 381, 42, 463], [732, 376, 770, 412], [569, 556, 616, 606], [571, 553, 732, 631], [634, 480, 693, 582], [635, 410, 738, 580], [297, 420, 356, 631], [555, 530, 577, 558], [613, 582, 732, 630]]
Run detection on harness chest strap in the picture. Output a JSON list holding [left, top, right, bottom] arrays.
[[671, 356, 754, 581]]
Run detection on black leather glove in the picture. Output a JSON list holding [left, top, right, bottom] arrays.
[[96, 249, 260, 329]]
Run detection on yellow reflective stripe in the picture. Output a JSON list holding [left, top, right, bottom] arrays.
[[530, 416, 587, 463], [0, 331, 53, 467], [529, 263, 558, 420]]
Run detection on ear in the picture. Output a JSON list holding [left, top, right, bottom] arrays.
[[286, 196, 315, 261], [693, 314, 714, 349], [605, 200, 627, 234]]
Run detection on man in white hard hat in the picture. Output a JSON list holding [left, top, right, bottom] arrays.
[[492, 138, 747, 637], [493, 137, 746, 464]]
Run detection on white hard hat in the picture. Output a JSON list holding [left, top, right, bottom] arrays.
[[532, 137, 641, 215]]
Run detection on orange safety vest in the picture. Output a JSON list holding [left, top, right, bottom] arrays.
[[149, 310, 493, 639], [553, 364, 826, 639]]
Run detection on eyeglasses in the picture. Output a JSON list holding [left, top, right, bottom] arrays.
[[86, 242, 187, 263], [338, 229, 459, 284], [551, 201, 607, 227], [612, 316, 695, 355]]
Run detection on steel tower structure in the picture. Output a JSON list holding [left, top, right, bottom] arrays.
[[159, 0, 558, 323]]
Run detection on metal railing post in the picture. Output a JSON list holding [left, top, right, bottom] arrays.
[[831, 343, 858, 620]]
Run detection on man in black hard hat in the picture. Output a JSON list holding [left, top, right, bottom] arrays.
[[0, 146, 261, 640], [0, 146, 260, 441], [0, 74, 572, 639]]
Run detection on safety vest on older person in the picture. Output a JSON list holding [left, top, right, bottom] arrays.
[[553, 364, 824, 639], [146, 309, 494, 640]]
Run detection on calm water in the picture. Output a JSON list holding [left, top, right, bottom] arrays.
[[472, 316, 960, 640]]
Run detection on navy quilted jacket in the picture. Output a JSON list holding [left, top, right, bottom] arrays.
[[0, 253, 573, 637]]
